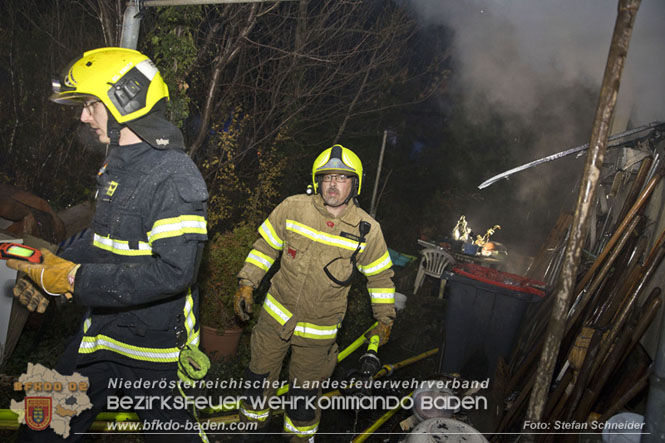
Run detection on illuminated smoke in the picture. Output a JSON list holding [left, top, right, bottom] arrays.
[[409, 0, 664, 268]]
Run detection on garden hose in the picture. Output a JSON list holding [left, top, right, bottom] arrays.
[[176, 345, 211, 443], [177, 345, 211, 383], [351, 392, 414, 443]]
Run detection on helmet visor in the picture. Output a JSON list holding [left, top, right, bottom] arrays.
[[49, 91, 98, 106], [314, 157, 355, 175]]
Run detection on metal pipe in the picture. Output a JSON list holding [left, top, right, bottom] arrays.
[[594, 203, 613, 256], [643, 152, 660, 192], [546, 230, 569, 286], [543, 367, 573, 421], [120, 0, 297, 52], [120, 1, 141, 50], [370, 130, 388, 218], [524, 0, 642, 433]]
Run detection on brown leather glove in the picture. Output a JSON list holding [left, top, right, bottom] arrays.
[[6, 249, 79, 296], [13, 277, 49, 314], [375, 321, 393, 346], [234, 286, 254, 321]]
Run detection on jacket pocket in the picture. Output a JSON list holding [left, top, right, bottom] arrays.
[[284, 233, 310, 259], [281, 234, 311, 280], [110, 212, 147, 242]]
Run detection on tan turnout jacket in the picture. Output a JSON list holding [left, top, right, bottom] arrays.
[[239, 194, 395, 341]]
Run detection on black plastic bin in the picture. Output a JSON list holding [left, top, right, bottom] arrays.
[[438, 263, 546, 381]]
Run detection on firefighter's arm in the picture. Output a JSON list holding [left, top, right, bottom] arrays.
[[357, 223, 396, 343], [235, 201, 288, 319], [237, 237, 280, 289], [237, 200, 288, 288], [72, 172, 208, 308]]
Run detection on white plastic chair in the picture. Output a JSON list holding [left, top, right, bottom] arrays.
[[413, 248, 456, 298]]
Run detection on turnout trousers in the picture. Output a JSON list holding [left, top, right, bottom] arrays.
[[240, 310, 339, 442]]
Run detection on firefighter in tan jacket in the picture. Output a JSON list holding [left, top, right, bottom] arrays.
[[234, 145, 395, 441]]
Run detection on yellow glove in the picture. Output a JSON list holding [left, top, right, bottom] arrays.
[[234, 286, 254, 321], [13, 277, 50, 314], [6, 249, 79, 296], [375, 320, 393, 346]]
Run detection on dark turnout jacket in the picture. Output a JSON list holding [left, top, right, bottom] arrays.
[[61, 142, 208, 369]]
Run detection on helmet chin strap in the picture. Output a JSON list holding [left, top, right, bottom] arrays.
[[106, 110, 124, 147], [324, 199, 346, 208]]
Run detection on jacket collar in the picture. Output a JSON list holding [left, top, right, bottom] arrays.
[[312, 194, 362, 227], [105, 142, 154, 171]]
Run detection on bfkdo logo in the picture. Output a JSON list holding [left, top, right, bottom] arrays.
[[25, 397, 52, 431]]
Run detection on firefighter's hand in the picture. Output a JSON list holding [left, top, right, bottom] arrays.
[[234, 286, 254, 321], [6, 249, 79, 296], [13, 277, 50, 314], [375, 320, 393, 346]]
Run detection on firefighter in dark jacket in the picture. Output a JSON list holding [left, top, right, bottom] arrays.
[[234, 145, 396, 442], [7, 48, 209, 442]]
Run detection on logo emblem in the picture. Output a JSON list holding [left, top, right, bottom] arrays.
[[327, 221, 335, 228], [25, 397, 52, 431], [287, 247, 297, 259], [106, 181, 118, 196]]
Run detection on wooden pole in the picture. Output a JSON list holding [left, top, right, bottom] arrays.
[[524, 1, 642, 437]]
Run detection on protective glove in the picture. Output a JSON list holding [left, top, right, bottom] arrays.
[[6, 249, 79, 296], [13, 277, 49, 314], [234, 285, 254, 321], [374, 320, 393, 346]]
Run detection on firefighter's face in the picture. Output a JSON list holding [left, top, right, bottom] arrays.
[[321, 173, 353, 207], [80, 99, 109, 144]]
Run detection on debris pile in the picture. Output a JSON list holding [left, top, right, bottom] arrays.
[[492, 123, 665, 436]]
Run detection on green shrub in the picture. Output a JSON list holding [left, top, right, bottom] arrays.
[[198, 224, 257, 330]]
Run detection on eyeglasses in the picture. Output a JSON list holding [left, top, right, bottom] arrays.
[[321, 174, 350, 183], [83, 99, 101, 114]]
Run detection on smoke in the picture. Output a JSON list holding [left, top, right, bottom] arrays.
[[411, 0, 665, 127], [409, 0, 665, 266]]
